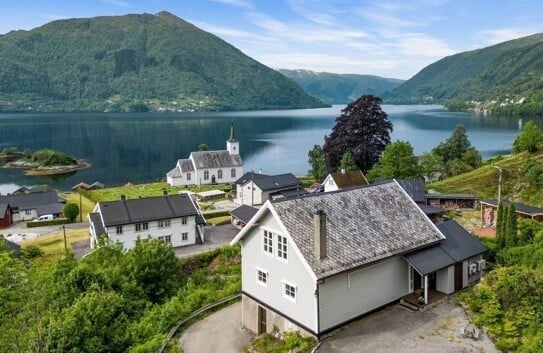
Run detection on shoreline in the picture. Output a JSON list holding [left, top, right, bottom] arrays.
[[3, 160, 91, 176]]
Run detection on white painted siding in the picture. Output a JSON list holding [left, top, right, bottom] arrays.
[[105, 216, 197, 250], [13, 209, 38, 222], [237, 182, 264, 206], [318, 256, 410, 331], [436, 265, 455, 294], [194, 166, 243, 186], [323, 175, 338, 192], [240, 211, 317, 333]]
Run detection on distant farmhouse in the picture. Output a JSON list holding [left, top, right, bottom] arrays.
[[235, 172, 305, 206], [231, 182, 486, 338], [167, 122, 243, 186], [88, 193, 205, 250], [322, 169, 368, 192], [0, 191, 66, 223]]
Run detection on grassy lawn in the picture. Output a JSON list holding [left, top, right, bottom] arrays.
[[82, 182, 234, 203], [62, 192, 96, 222], [20, 228, 89, 261]]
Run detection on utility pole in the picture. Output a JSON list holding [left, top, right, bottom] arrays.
[[493, 166, 503, 203], [79, 188, 82, 222], [62, 225, 67, 250]]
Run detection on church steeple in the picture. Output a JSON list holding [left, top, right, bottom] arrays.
[[226, 119, 239, 154]]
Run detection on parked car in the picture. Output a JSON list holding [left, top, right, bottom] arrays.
[[33, 214, 54, 222]]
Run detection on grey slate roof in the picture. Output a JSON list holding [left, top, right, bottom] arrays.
[[98, 194, 200, 226], [273, 188, 308, 199], [0, 203, 10, 215], [374, 178, 426, 203], [167, 167, 182, 178], [230, 204, 259, 224], [404, 220, 486, 275], [178, 159, 195, 172], [480, 198, 543, 216], [418, 204, 445, 215], [0, 191, 63, 212], [190, 151, 242, 169], [89, 212, 106, 237], [271, 182, 445, 279], [236, 172, 300, 191], [426, 193, 477, 200]]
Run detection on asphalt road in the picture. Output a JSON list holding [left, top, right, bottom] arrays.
[[180, 301, 253, 353]]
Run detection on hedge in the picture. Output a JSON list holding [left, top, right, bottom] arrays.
[[27, 218, 71, 228]]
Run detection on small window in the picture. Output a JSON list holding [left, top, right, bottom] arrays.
[[204, 170, 209, 180], [231, 168, 236, 178], [284, 283, 296, 300], [158, 219, 171, 228], [263, 231, 273, 254], [187, 172, 191, 181], [277, 235, 288, 260], [142, 222, 148, 230], [159, 235, 172, 244], [182, 217, 187, 225], [182, 232, 188, 241], [218, 169, 223, 179], [116, 225, 123, 234], [135, 223, 141, 232], [257, 270, 268, 286], [25, 210, 32, 215]]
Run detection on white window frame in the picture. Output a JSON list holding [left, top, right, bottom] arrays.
[[204, 170, 209, 180], [181, 232, 188, 241], [218, 169, 223, 179], [181, 217, 187, 225], [276, 234, 288, 262], [282, 281, 297, 302], [262, 230, 273, 256], [116, 225, 123, 234], [135, 223, 142, 232], [142, 222, 148, 230], [187, 172, 191, 181], [231, 168, 236, 178], [256, 268, 268, 287], [159, 235, 172, 244]]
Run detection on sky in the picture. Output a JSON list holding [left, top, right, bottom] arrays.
[[1, 0, 543, 79]]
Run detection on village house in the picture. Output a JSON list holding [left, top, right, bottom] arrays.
[[166, 122, 243, 186], [0, 203, 14, 227], [235, 172, 305, 206], [322, 169, 368, 192], [88, 192, 205, 250], [0, 191, 66, 222], [480, 198, 543, 226], [230, 181, 485, 338], [230, 204, 259, 229]]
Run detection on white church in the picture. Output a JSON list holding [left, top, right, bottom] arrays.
[[166, 122, 244, 186]]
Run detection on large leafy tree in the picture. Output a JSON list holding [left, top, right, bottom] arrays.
[[323, 95, 392, 173], [307, 144, 327, 181], [339, 152, 358, 172], [63, 203, 80, 223], [366, 140, 422, 181], [513, 120, 543, 153], [432, 125, 471, 162]]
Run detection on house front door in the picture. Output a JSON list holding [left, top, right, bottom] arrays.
[[413, 270, 422, 290], [258, 306, 267, 334], [211, 175, 216, 184], [454, 262, 463, 291]]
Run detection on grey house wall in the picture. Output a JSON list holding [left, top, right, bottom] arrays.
[[318, 256, 410, 332], [436, 265, 454, 294], [240, 211, 317, 334]]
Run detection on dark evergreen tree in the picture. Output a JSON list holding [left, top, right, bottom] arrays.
[[323, 95, 392, 173], [496, 201, 506, 249], [505, 203, 518, 247]]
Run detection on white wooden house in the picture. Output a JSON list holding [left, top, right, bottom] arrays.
[[88, 193, 205, 250], [230, 181, 485, 338]]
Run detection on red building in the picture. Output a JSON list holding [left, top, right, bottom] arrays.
[[0, 203, 13, 227]]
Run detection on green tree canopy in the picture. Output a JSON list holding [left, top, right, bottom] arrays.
[[513, 120, 543, 153], [339, 151, 358, 172], [307, 144, 327, 181], [366, 140, 421, 181], [323, 95, 392, 173], [63, 203, 80, 223], [432, 125, 471, 163], [198, 143, 210, 151]]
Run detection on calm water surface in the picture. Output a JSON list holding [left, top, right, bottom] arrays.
[[0, 105, 535, 192]]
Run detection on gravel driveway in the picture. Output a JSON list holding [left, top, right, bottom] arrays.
[[317, 298, 498, 353]]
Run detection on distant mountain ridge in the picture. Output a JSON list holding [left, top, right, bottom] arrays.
[[279, 69, 403, 104], [386, 33, 543, 114], [0, 12, 326, 112]]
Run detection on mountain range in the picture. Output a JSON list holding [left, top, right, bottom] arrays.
[[386, 33, 543, 114], [278, 69, 403, 105], [0, 12, 326, 112]]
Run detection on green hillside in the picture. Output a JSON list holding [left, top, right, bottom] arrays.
[[386, 33, 543, 114], [428, 149, 543, 207], [279, 69, 403, 104], [0, 12, 327, 112]]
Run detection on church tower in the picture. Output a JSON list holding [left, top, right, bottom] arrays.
[[226, 119, 239, 155]]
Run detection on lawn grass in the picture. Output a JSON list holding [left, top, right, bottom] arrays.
[[206, 215, 231, 225], [62, 192, 96, 222], [20, 228, 89, 261], [82, 182, 234, 203]]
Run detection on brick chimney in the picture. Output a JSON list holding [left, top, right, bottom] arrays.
[[313, 209, 327, 260]]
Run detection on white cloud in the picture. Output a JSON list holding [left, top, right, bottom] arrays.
[[100, 0, 129, 7], [392, 34, 456, 57], [478, 27, 538, 45], [286, 0, 341, 26], [210, 0, 254, 10]]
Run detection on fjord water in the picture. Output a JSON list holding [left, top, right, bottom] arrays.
[[0, 105, 531, 192]]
